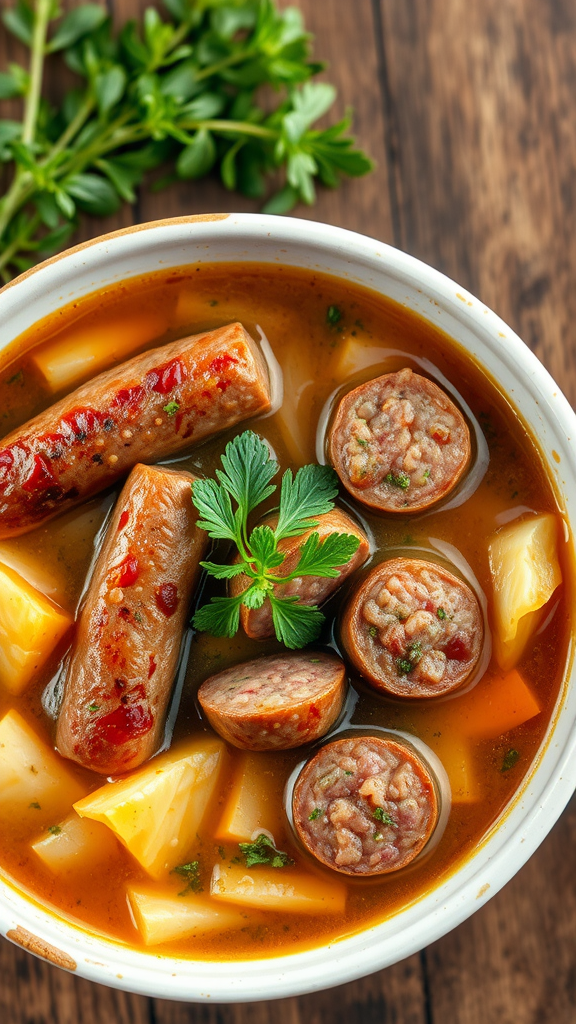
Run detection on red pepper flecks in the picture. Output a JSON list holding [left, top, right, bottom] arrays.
[[208, 353, 238, 375], [113, 554, 140, 588], [118, 510, 130, 531], [118, 607, 131, 621], [216, 380, 232, 392], [22, 453, 57, 492], [155, 582, 179, 617], [92, 703, 153, 746], [148, 655, 157, 678], [146, 357, 187, 395], [61, 407, 103, 441], [111, 385, 144, 417], [443, 636, 470, 661]]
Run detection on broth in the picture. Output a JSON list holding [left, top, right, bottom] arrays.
[[0, 263, 572, 959]]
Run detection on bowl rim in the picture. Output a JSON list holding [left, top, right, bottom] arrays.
[[1, 212, 575, 1002]]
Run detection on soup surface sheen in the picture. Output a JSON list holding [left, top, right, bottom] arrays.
[[0, 263, 571, 960]]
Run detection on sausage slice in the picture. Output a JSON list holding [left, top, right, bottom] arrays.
[[230, 509, 370, 640], [198, 652, 346, 751], [341, 558, 483, 698], [0, 323, 270, 539], [328, 367, 471, 513], [293, 735, 438, 875], [56, 464, 207, 775]]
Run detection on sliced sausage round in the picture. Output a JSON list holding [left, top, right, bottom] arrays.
[[328, 367, 471, 513], [230, 508, 370, 640], [0, 322, 270, 539], [341, 558, 483, 698], [292, 735, 439, 876], [56, 463, 208, 775], [198, 652, 346, 751]]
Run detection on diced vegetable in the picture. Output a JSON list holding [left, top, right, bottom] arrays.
[[215, 752, 285, 844], [427, 735, 481, 804], [32, 811, 118, 873], [74, 737, 226, 879], [0, 709, 85, 821], [447, 669, 541, 740], [127, 886, 246, 946], [0, 563, 72, 695], [210, 863, 346, 914], [273, 348, 316, 465], [32, 312, 167, 393], [333, 335, 389, 382], [489, 514, 562, 670]]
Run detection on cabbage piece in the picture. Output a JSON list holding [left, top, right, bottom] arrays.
[[0, 710, 85, 822], [210, 863, 346, 914], [0, 563, 72, 695], [32, 811, 119, 873], [74, 737, 226, 879], [489, 513, 562, 670], [127, 886, 246, 945]]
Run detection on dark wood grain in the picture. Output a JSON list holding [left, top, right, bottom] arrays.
[[2, 0, 576, 1020]]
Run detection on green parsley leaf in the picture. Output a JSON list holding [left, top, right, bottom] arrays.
[[191, 477, 239, 543], [87, 703, 100, 712], [308, 808, 322, 821], [385, 471, 411, 490], [172, 860, 202, 895], [269, 595, 324, 649], [327, 304, 342, 325], [287, 531, 360, 580], [274, 464, 339, 540], [193, 594, 244, 638], [396, 657, 413, 675], [238, 834, 293, 869], [501, 749, 520, 772], [163, 400, 180, 417], [437, 607, 447, 620], [373, 808, 396, 827], [198, 560, 249, 580], [47, 825, 62, 835], [216, 431, 278, 519]]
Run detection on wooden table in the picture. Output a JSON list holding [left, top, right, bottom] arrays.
[[2, 1, 576, 1020]]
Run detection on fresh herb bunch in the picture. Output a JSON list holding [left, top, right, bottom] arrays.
[[191, 430, 361, 648], [0, 0, 373, 282]]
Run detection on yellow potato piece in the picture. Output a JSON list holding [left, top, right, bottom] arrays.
[[127, 886, 246, 946], [430, 735, 481, 804], [489, 513, 562, 670], [273, 347, 316, 465], [0, 563, 72, 695], [32, 811, 118, 873], [333, 334, 389, 382], [32, 311, 167, 393], [74, 737, 226, 879], [210, 863, 346, 914], [0, 709, 85, 821], [215, 752, 285, 844]]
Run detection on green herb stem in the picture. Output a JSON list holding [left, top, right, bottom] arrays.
[[22, 0, 52, 146]]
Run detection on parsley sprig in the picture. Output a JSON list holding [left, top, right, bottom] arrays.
[[0, 0, 372, 282], [191, 430, 360, 648], [238, 833, 293, 868]]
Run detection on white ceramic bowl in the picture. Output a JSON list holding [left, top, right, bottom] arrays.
[[1, 214, 575, 1001]]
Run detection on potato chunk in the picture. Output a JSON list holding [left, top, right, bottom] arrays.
[[0, 563, 72, 695], [32, 812, 118, 873], [32, 311, 167, 393], [0, 710, 85, 822], [74, 737, 226, 879], [489, 514, 562, 670], [215, 752, 284, 844], [210, 863, 346, 914], [127, 886, 246, 945], [333, 335, 389, 382]]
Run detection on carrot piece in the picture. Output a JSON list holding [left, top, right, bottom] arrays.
[[445, 669, 541, 741]]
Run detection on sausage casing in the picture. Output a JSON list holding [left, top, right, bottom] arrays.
[[56, 464, 207, 775], [340, 557, 483, 698], [328, 367, 470, 513], [292, 735, 439, 875], [230, 508, 370, 640], [0, 323, 270, 538], [198, 652, 346, 751]]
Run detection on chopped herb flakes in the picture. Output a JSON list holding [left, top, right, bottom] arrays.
[[327, 305, 343, 326], [356, 437, 369, 447], [217, 846, 226, 860], [308, 808, 322, 821], [7, 369, 23, 385], [172, 860, 202, 895], [373, 832, 383, 841], [385, 471, 410, 490], [437, 607, 447, 620], [344, 770, 354, 776], [369, 625, 378, 638], [48, 825, 62, 835], [238, 833, 293, 868], [407, 641, 423, 663], [87, 704, 100, 712], [396, 657, 413, 675], [373, 808, 396, 828], [501, 749, 520, 773], [163, 400, 180, 417], [133, 611, 143, 623], [29, 802, 41, 810]]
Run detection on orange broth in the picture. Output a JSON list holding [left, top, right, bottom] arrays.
[[0, 263, 572, 959]]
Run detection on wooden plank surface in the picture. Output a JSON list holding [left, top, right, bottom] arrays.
[[2, 0, 576, 1021]]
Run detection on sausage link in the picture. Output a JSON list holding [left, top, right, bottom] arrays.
[[56, 464, 207, 775], [0, 323, 270, 538], [293, 735, 438, 875], [328, 367, 470, 512], [230, 508, 370, 640], [340, 557, 483, 698], [198, 652, 346, 751]]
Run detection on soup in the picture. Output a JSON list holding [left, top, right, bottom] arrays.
[[0, 263, 571, 959]]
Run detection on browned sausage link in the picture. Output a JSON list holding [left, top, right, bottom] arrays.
[[292, 735, 438, 876], [230, 508, 370, 640], [198, 652, 347, 751], [340, 557, 483, 698], [328, 368, 471, 512], [0, 323, 270, 539], [56, 464, 208, 775]]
